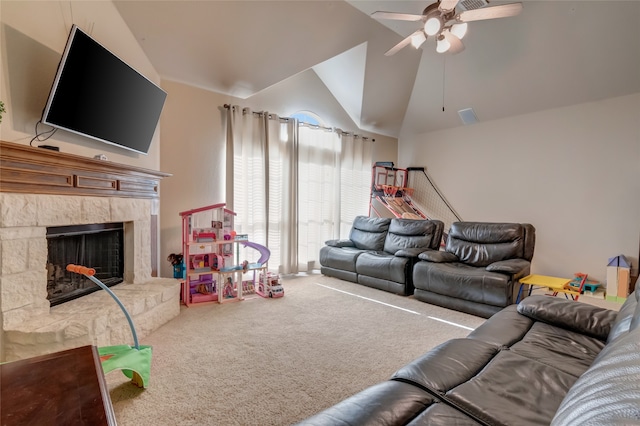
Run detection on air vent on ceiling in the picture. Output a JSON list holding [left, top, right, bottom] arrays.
[[458, 108, 478, 125], [458, 0, 490, 11]]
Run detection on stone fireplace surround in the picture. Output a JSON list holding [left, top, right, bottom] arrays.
[[0, 141, 180, 362]]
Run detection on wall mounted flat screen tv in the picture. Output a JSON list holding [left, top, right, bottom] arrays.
[[41, 25, 167, 155]]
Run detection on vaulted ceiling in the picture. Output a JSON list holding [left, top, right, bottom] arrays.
[[113, 1, 640, 139]]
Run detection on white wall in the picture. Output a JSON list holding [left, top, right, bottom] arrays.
[[158, 80, 235, 276], [158, 70, 398, 277], [0, 1, 161, 171], [0, 1, 399, 280], [399, 93, 640, 283]]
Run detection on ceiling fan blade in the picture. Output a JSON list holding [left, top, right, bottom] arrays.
[[371, 11, 424, 21], [438, 0, 460, 12], [457, 2, 523, 22], [443, 31, 465, 54], [385, 30, 425, 56]]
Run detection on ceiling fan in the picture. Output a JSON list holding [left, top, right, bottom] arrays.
[[372, 0, 523, 56]]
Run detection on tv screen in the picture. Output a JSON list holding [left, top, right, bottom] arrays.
[[41, 25, 166, 155]]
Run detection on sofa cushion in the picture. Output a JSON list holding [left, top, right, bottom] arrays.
[[295, 380, 436, 426], [551, 326, 640, 426], [447, 350, 578, 426], [319, 246, 367, 273], [383, 219, 442, 254], [517, 296, 616, 341], [413, 262, 513, 308], [607, 285, 639, 343], [509, 321, 606, 377], [407, 402, 483, 425], [394, 337, 581, 426], [392, 339, 500, 393], [467, 304, 534, 347], [349, 216, 390, 251], [485, 258, 531, 275], [446, 222, 529, 267], [356, 251, 409, 284]]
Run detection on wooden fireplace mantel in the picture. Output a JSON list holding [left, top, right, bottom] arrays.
[[0, 140, 171, 198]]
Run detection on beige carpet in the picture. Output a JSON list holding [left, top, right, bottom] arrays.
[[107, 273, 486, 425]]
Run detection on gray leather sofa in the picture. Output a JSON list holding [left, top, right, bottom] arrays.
[[413, 222, 535, 318], [298, 279, 640, 426], [320, 216, 443, 296]]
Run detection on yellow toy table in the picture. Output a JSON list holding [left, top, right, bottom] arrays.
[[516, 274, 581, 303]]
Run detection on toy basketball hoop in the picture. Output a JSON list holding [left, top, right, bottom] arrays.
[[382, 185, 399, 198]]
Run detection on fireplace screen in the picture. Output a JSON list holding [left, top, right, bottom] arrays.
[[46, 223, 124, 306]]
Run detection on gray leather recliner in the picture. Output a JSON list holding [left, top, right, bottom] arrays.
[[413, 221, 536, 318]]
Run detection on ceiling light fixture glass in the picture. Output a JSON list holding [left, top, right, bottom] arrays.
[[450, 22, 468, 39], [411, 31, 427, 49], [436, 35, 451, 53], [424, 15, 442, 36]]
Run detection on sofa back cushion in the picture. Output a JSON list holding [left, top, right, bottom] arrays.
[[349, 216, 391, 251], [446, 222, 535, 267], [607, 278, 640, 343], [383, 219, 444, 254]]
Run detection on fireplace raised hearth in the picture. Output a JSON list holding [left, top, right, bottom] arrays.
[[0, 140, 179, 363], [47, 223, 124, 306]]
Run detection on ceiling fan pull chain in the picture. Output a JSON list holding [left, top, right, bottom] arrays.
[[442, 56, 446, 112]]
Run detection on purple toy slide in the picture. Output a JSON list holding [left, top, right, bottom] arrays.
[[239, 241, 271, 265]]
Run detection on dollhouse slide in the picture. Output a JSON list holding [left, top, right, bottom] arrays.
[[238, 241, 270, 265]]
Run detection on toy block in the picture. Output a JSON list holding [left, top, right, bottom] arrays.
[[617, 267, 630, 298], [606, 254, 631, 299]]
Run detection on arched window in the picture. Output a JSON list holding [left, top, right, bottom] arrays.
[[291, 111, 324, 127]]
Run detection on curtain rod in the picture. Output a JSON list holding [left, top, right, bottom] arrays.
[[223, 104, 374, 141]]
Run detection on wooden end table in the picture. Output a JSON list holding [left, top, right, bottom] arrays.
[[1, 345, 117, 425]]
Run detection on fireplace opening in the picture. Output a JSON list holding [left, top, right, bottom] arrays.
[[46, 222, 124, 306]]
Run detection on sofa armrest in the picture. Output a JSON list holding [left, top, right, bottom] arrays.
[[418, 250, 459, 263], [517, 296, 618, 341], [486, 259, 530, 274], [395, 247, 430, 258], [324, 239, 355, 248]]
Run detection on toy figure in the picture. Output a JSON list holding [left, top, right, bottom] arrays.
[[167, 253, 185, 278], [223, 277, 234, 298], [167, 253, 183, 266]]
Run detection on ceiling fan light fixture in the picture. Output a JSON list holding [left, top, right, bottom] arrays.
[[450, 22, 468, 39], [424, 16, 442, 36], [410, 31, 427, 48], [436, 35, 451, 53]]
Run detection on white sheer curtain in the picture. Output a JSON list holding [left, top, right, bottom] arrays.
[[338, 132, 373, 238], [228, 106, 298, 273], [229, 106, 267, 253], [227, 106, 373, 274], [265, 114, 298, 274], [297, 125, 340, 271]]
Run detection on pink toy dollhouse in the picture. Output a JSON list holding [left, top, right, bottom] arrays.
[[179, 203, 271, 306]]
